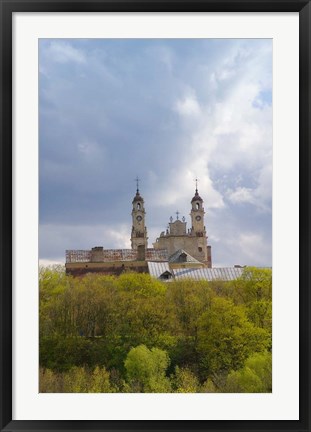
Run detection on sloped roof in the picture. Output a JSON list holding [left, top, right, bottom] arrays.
[[147, 261, 172, 279], [168, 249, 201, 264], [173, 267, 244, 281]]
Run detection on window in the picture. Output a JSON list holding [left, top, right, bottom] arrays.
[[179, 253, 187, 262], [196, 203, 200, 210], [160, 271, 172, 280], [137, 203, 141, 210], [198, 247, 202, 252]]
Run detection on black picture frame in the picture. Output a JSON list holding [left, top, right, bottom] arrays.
[[0, 1, 310, 431]]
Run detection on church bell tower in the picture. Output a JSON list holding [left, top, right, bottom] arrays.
[[190, 180, 206, 237], [189, 179, 212, 267], [131, 177, 148, 250]]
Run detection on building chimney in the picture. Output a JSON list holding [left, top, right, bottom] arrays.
[[137, 244, 146, 261], [91, 246, 104, 262]]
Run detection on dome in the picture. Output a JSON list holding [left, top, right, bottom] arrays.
[[191, 190, 203, 203], [132, 191, 144, 202]]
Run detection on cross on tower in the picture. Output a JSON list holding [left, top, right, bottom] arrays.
[[194, 177, 199, 193], [176, 210, 180, 220], [135, 176, 140, 193]]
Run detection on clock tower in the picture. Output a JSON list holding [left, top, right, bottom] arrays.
[[131, 178, 148, 250], [190, 180, 206, 237]]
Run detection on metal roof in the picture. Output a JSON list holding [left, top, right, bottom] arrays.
[[147, 261, 172, 279], [168, 249, 201, 264], [147, 263, 245, 281], [172, 267, 244, 281]]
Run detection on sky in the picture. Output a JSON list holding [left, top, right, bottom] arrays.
[[39, 38, 272, 267]]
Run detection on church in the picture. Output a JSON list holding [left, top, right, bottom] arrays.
[[131, 181, 212, 266], [65, 181, 214, 278]]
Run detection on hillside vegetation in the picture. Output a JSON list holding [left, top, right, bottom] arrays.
[[39, 267, 272, 393]]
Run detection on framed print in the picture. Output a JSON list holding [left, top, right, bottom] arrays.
[[0, 1, 310, 431]]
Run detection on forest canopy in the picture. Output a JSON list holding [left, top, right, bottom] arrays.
[[39, 266, 272, 393]]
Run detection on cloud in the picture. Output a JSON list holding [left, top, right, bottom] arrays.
[[228, 187, 254, 204], [171, 41, 272, 216], [211, 220, 272, 267], [47, 41, 86, 64], [237, 232, 271, 265], [226, 162, 272, 212], [175, 94, 201, 117], [40, 223, 132, 261], [39, 39, 272, 267], [39, 259, 65, 266]]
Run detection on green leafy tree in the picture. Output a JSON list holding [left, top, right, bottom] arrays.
[[39, 268, 272, 393], [40, 336, 98, 371], [247, 300, 272, 331], [88, 366, 115, 393], [40, 366, 115, 393], [172, 366, 199, 393], [231, 267, 272, 305], [39, 368, 62, 392], [117, 273, 166, 297], [200, 378, 217, 393], [197, 297, 270, 378], [124, 345, 171, 392], [166, 279, 213, 336], [224, 351, 272, 392]]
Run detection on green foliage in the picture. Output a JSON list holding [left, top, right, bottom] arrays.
[[224, 351, 272, 392], [117, 273, 167, 297], [39, 368, 63, 392], [231, 267, 272, 305], [166, 279, 213, 335], [124, 345, 171, 392], [40, 336, 100, 372], [39, 267, 272, 393], [172, 366, 199, 393], [197, 297, 270, 377], [200, 378, 217, 393], [40, 366, 114, 393], [247, 300, 272, 331]]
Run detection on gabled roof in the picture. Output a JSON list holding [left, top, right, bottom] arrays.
[[147, 261, 171, 279], [168, 249, 201, 264]]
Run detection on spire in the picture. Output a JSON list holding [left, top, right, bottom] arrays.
[[135, 176, 140, 193], [133, 176, 144, 202], [191, 177, 203, 202]]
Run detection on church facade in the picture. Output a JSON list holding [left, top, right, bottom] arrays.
[[152, 187, 212, 267], [65, 183, 212, 276], [130, 182, 211, 266]]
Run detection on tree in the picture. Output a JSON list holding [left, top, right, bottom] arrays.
[[166, 279, 213, 336], [197, 297, 270, 379], [224, 351, 272, 393], [172, 366, 199, 393], [231, 267, 272, 305], [124, 345, 171, 392]]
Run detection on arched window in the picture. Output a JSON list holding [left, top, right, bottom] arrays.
[[137, 203, 141, 210], [196, 202, 200, 210]]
